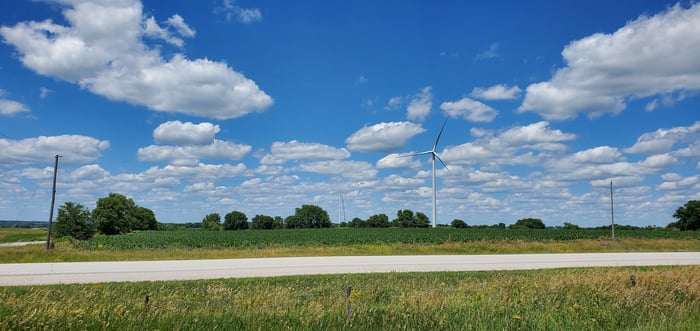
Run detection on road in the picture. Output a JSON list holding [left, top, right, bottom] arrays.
[[1, 252, 699, 286]]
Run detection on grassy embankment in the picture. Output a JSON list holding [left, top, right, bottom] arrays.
[[2, 266, 699, 330]]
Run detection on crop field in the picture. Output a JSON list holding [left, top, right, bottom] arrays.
[[2, 266, 699, 330], [0, 228, 45, 243], [76, 228, 700, 250]]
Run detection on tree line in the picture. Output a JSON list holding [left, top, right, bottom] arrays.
[[53, 195, 700, 240]]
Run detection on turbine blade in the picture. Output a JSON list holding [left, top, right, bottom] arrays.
[[401, 151, 432, 157], [434, 153, 448, 170], [433, 119, 447, 151]]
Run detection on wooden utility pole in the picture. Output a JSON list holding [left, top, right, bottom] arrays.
[[46, 155, 61, 250], [610, 180, 615, 240]]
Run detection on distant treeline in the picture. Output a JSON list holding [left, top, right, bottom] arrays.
[[0, 220, 48, 228]]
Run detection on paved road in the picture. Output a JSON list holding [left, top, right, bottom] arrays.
[[0, 241, 45, 247], [1, 252, 698, 286]]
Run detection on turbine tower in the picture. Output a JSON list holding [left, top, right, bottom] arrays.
[[405, 120, 448, 228]]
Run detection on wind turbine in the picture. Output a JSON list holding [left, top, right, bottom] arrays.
[[404, 120, 448, 228]]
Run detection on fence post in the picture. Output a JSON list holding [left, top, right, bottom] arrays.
[[345, 285, 353, 324]]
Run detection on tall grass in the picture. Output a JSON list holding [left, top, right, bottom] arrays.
[[2, 266, 699, 330]]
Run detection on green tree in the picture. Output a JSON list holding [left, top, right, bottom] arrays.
[[252, 214, 275, 229], [451, 219, 468, 228], [284, 215, 303, 229], [132, 206, 158, 230], [93, 193, 137, 235], [294, 204, 331, 228], [273, 216, 284, 229], [367, 214, 390, 228], [415, 212, 430, 228], [563, 222, 580, 229], [54, 202, 95, 240], [669, 200, 700, 231], [348, 217, 367, 228], [394, 209, 415, 227], [201, 213, 221, 231], [223, 211, 248, 230], [510, 218, 546, 229]]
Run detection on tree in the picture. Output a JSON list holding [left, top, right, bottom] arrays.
[[294, 204, 332, 228], [451, 219, 468, 228], [54, 202, 95, 240], [201, 213, 221, 231], [284, 215, 303, 229], [348, 217, 367, 228], [223, 211, 248, 230], [394, 209, 415, 227], [252, 214, 275, 229], [93, 193, 137, 235], [367, 214, 390, 228], [132, 206, 158, 230], [415, 212, 430, 228], [563, 222, 580, 230], [510, 218, 546, 229], [273, 216, 284, 229], [669, 200, 700, 231]]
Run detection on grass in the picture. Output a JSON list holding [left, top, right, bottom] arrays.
[[1, 237, 699, 263], [2, 266, 699, 330], [0, 228, 45, 243]]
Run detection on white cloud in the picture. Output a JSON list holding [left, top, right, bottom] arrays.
[[385, 96, 402, 110], [137, 140, 251, 164], [475, 42, 500, 60], [0, 99, 30, 116], [440, 97, 498, 123], [153, 121, 220, 145], [298, 160, 377, 181], [345, 121, 426, 153], [0, 135, 110, 165], [0, 89, 30, 116], [499, 121, 576, 149], [70, 164, 110, 181], [215, 0, 262, 24], [260, 140, 351, 165], [376, 153, 421, 169], [625, 121, 700, 154], [0, 0, 272, 120], [470, 84, 522, 100], [407, 86, 432, 122], [519, 3, 700, 120], [143, 162, 247, 180]]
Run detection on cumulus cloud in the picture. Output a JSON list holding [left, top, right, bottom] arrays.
[[0, 135, 110, 165], [407, 86, 433, 122], [143, 162, 247, 180], [518, 3, 700, 120], [440, 97, 498, 122], [298, 160, 377, 181], [376, 153, 421, 169], [625, 121, 700, 155], [0, 0, 272, 119], [0, 89, 30, 116], [137, 140, 251, 164], [153, 121, 220, 145], [260, 140, 351, 165], [470, 84, 522, 100], [345, 121, 426, 153], [499, 121, 576, 149]]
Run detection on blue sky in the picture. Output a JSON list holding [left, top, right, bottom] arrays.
[[1, 0, 698, 227]]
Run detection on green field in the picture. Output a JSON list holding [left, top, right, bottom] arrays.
[[2, 266, 699, 330], [75, 228, 700, 250], [0, 228, 45, 243]]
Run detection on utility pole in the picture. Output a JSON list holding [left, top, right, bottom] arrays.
[[610, 180, 615, 240], [46, 155, 61, 250]]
